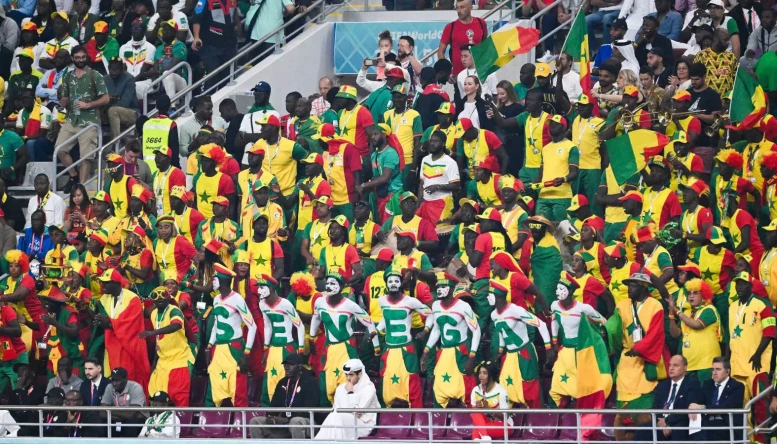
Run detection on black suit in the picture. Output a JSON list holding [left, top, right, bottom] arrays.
[[729, 4, 764, 55], [80, 378, 111, 407], [636, 377, 702, 441], [697, 378, 745, 442], [635, 34, 675, 72]]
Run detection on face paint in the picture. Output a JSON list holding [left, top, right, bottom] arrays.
[[556, 283, 569, 301], [436, 286, 450, 299], [258, 286, 271, 299], [386, 276, 402, 292], [487, 292, 495, 306], [212, 275, 220, 291], [325, 277, 341, 295]]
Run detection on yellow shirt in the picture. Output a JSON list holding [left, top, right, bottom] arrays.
[[258, 137, 304, 197], [571, 115, 604, 170], [194, 172, 226, 219], [240, 202, 286, 243], [681, 304, 721, 371], [151, 305, 194, 368], [602, 166, 629, 224], [384, 108, 422, 167], [539, 139, 579, 199], [760, 248, 777, 307], [306, 219, 331, 264], [237, 168, 277, 211], [108, 176, 132, 220], [245, 237, 276, 280], [524, 112, 550, 168], [349, 220, 378, 255]]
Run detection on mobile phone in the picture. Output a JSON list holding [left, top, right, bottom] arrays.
[[364, 58, 376, 67]]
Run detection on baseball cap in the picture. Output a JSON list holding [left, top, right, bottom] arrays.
[[312, 123, 336, 143], [301, 152, 324, 166], [618, 190, 643, 203], [97, 269, 123, 282], [764, 220, 777, 232], [623, 85, 639, 97], [708, 0, 725, 8], [535, 62, 552, 77], [706, 226, 727, 245], [153, 146, 173, 157], [314, 196, 333, 207], [150, 391, 171, 403], [162, 19, 177, 30], [575, 94, 591, 105], [672, 130, 689, 144], [567, 194, 588, 212], [111, 367, 128, 380], [211, 196, 229, 207], [47, 387, 67, 400], [604, 242, 627, 258], [458, 198, 480, 213], [252, 81, 271, 93], [371, 248, 395, 262], [477, 207, 502, 223], [336, 85, 358, 101], [256, 114, 281, 128], [673, 90, 692, 102], [436, 102, 455, 115], [609, 18, 628, 29], [21, 22, 37, 32], [386, 67, 405, 79], [392, 83, 410, 96], [92, 190, 112, 204], [50, 11, 69, 22], [282, 354, 303, 365], [18, 48, 34, 59], [550, 114, 567, 128], [648, 47, 665, 59], [331, 214, 350, 229], [94, 20, 109, 33], [399, 191, 417, 202]]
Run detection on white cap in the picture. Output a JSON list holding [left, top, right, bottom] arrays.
[[342, 359, 365, 375], [707, 0, 725, 8]]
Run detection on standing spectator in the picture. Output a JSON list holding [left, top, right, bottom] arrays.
[[337, 85, 375, 165], [748, 9, 777, 58], [236, 82, 280, 157], [219, 98, 244, 160], [191, 0, 238, 92], [554, 52, 582, 101], [141, 94, 180, 175], [618, 0, 656, 41], [643, 0, 682, 41], [152, 20, 188, 103], [55, 44, 110, 192], [417, 130, 459, 224], [586, 0, 623, 47], [413, 66, 450, 129], [119, 18, 156, 101], [38, 13, 79, 71], [122, 140, 153, 185], [100, 367, 148, 437], [397, 35, 421, 97], [0, 113, 26, 185], [244, 0, 295, 62], [26, 174, 65, 228], [0, 178, 24, 231], [146, 0, 191, 45], [436, 0, 487, 77], [280, 91, 302, 138], [636, 16, 675, 69], [364, 66, 406, 124], [312, 76, 335, 117], [456, 45, 498, 103], [687, 62, 722, 145], [0, 8, 19, 80], [0, 296, 24, 393], [729, 0, 762, 57], [105, 57, 138, 140], [488, 81, 523, 173], [694, 29, 738, 98], [249, 354, 319, 439], [707, 0, 740, 58]]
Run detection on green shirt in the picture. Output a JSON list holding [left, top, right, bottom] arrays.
[[364, 85, 393, 124], [0, 130, 25, 174], [512, 80, 535, 104], [7, 69, 43, 98], [756, 51, 777, 92], [247, 103, 275, 114], [371, 145, 403, 197], [245, 0, 294, 43], [154, 40, 188, 80], [320, 109, 339, 130], [59, 67, 108, 127], [98, 37, 120, 62]]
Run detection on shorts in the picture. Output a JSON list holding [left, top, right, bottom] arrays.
[[55, 122, 99, 159]]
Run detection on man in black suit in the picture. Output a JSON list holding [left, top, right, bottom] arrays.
[[79, 357, 111, 407], [636, 355, 702, 441], [690, 356, 745, 442]]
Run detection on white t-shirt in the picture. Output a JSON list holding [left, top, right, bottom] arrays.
[[119, 39, 157, 76], [152, 0, 186, 13], [16, 105, 52, 132], [10, 43, 45, 74], [26, 191, 66, 228], [419, 153, 460, 201], [459, 101, 480, 129], [239, 109, 281, 163], [555, 70, 582, 102], [147, 11, 193, 43]]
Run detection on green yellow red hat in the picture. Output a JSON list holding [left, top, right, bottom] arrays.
[[326, 267, 346, 283], [211, 196, 229, 207], [647, 155, 671, 170], [233, 250, 250, 264], [92, 191, 112, 205], [214, 263, 236, 279], [376, 123, 392, 135], [399, 191, 417, 202], [106, 152, 123, 164], [435, 271, 458, 287], [162, 19, 178, 31], [331, 214, 350, 229], [89, 230, 109, 246], [251, 212, 269, 222], [395, 230, 417, 244], [391, 83, 410, 96], [21, 22, 37, 32], [764, 219, 777, 232], [575, 93, 591, 105], [679, 178, 710, 196], [130, 185, 153, 204], [604, 241, 627, 258], [618, 190, 643, 203], [94, 20, 109, 33], [573, 251, 595, 270], [153, 146, 173, 157], [523, 215, 553, 230], [678, 260, 700, 277], [170, 185, 187, 200], [734, 271, 754, 284], [623, 85, 639, 97], [18, 48, 35, 59], [384, 267, 403, 281], [314, 195, 333, 207], [458, 198, 480, 213], [635, 224, 656, 243], [312, 123, 336, 143], [51, 11, 69, 22], [436, 102, 455, 115], [156, 215, 175, 226], [706, 226, 726, 245], [567, 194, 588, 212], [256, 114, 281, 127], [301, 152, 324, 166], [336, 85, 358, 101], [96, 268, 123, 282], [498, 175, 524, 192], [257, 274, 278, 287], [247, 143, 265, 155], [477, 207, 502, 223], [489, 280, 509, 298], [549, 114, 567, 128], [672, 131, 688, 144], [672, 90, 692, 102], [557, 271, 580, 293], [251, 178, 270, 192]]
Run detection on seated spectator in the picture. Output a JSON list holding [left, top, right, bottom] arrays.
[[102, 0, 139, 45], [139, 391, 179, 438], [647, 47, 670, 88], [728, 0, 761, 57], [593, 18, 628, 70], [37, 49, 71, 106], [689, 356, 745, 442], [18, 210, 54, 264], [248, 353, 319, 439], [146, 0, 191, 45], [635, 355, 701, 441], [619, 0, 656, 40], [6, 48, 43, 110], [42, 387, 69, 437], [64, 390, 104, 437], [39, 13, 79, 72], [29, 0, 55, 43], [45, 356, 83, 395], [314, 359, 379, 440], [11, 22, 44, 74], [152, 20, 188, 103], [642, 0, 682, 41], [682, 24, 714, 58], [0, 410, 19, 437], [16, 88, 53, 159], [747, 9, 777, 58], [119, 18, 156, 102], [636, 16, 675, 70], [11, 361, 46, 435], [0, 8, 19, 80], [85, 21, 119, 74], [26, 174, 65, 228], [469, 361, 511, 441], [71, 0, 98, 45], [586, 0, 623, 48], [100, 367, 148, 437], [80, 357, 110, 406], [694, 29, 738, 98], [0, 0, 34, 26], [105, 57, 138, 140]]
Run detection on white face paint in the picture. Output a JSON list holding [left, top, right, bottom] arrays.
[[556, 283, 570, 301], [258, 286, 271, 299], [436, 286, 450, 299], [212, 275, 220, 291], [386, 276, 402, 292], [487, 292, 495, 306], [325, 277, 342, 295]]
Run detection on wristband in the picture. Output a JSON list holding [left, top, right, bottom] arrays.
[[468, 351, 476, 358], [424, 346, 431, 353], [544, 343, 552, 350], [244, 349, 252, 355]]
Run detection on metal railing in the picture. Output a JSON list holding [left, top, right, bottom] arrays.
[[750, 384, 775, 436], [142, 61, 194, 115], [0, 405, 752, 443], [51, 123, 102, 193]]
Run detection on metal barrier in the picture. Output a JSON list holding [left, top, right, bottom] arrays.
[[0, 405, 752, 442], [142, 61, 194, 115], [50, 123, 102, 193]]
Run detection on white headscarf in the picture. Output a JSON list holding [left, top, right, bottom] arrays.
[[614, 40, 641, 77]]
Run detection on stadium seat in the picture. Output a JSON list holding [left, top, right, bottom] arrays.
[[559, 412, 580, 440], [522, 413, 560, 440], [408, 411, 447, 440], [192, 411, 231, 438], [176, 411, 195, 437], [372, 411, 412, 439], [446, 412, 474, 440], [509, 410, 526, 439], [600, 413, 616, 441], [228, 411, 264, 438]]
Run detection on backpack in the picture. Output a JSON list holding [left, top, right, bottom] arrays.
[[447, 17, 488, 59]]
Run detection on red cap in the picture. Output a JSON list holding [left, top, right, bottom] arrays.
[[260, 114, 281, 128], [395, 231, 417, 243], [386, 67, 405, 79], [459, 118, 474, 132], [373, 248, 395, 262]]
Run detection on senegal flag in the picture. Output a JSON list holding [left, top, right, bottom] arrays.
[[729, 68, 767, 130], [577, 316, 613, 440], [471, 26, 540, 77], [605, 129, 669, 185], [561, 9, 596, 114]]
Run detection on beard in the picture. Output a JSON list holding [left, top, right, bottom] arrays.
[[73, 60, 88, 69]]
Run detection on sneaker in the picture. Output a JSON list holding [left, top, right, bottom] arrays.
[[61, 175, 78, 194], [537, 50, 556, 63]]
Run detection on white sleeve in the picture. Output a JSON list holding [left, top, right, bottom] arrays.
[[408, 296, 432, 321], [446, 156, 460, 183], [581, 303, 605, 324], [470, 386, 479, 407], [497, 385, 509, 409], [425, 318, 440, 349], [144, 44, 156, 64], [208, 304, 218, 346], [238, 298, 257, 350], [464, 303, 481, 353], [289, 303, 305, 350], [550, 303, 560, 342], [147, 14, 158, 31], [261, 305, 271, 347], [25, 196, 34, 228], [176, 12, 189, 31], [351, 301, 379, 348], [309, 300, 321, 338], [53, 196, 65, 226]]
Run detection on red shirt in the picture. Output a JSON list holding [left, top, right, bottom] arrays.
[[0, 306, 24, 361], [441, 18, 488, 75], [473, 232, 505, 280]]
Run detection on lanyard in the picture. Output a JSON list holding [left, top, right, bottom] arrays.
[[113, 392, 128, 406], [683, 207, 698, 234], [391, 110, 406, 135], [575, 117, 590, 146], [312, 221, 328, 244], [154, 168, 171, 200], [174, 210, 187, 235], [736, 297, 751, 325], [28, 232, 44, 253], [339, 108, 356, 134], [38, 191, 51, 211], [286, 377, 301, 407], [161, 237, 174, 269], [155, 304, 171, 330], [527, 114, 544, 149]]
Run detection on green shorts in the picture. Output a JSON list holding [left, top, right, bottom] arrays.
[[536, 198, 571, 222]]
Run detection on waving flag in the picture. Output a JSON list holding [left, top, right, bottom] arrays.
[[729, 68, 767, 130], [562, 10, 597, 114], [471, 26, 541, 78], [577, 316, 613, 440], [605, 129, 670, 185]]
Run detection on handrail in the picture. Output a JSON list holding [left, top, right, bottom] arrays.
[[93, 0, 338, 172], [51, 122, 102, 193], [142, 61, 193, 115]]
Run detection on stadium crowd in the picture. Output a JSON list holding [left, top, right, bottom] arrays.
[[0, 0, 777, 440]]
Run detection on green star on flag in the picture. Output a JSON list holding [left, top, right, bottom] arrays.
[[254, 255, 268, 266], [442, 373, 451, 382], [505, 376, 514, 386], [199, 189, 212, 204], [220, 370, 227, 380], [732, 233, 741, 245], [701, 268, 714, 280], [114, 198, 124, 210], [391, 374, 400, 384], [334, 368, 341, 377], [733, 324, 743, 338], [270, 367, 278, 376], [560, 373, 569, 383], [313, 235, 326, 246], [610, 281, 623, 292]]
